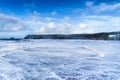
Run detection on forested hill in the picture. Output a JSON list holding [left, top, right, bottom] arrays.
[[25, 32, 120, 40]]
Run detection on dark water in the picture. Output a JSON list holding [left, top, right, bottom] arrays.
[[0, 40, 120, 80]]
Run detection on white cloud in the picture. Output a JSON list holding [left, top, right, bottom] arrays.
[[1, 12, 120, 36], [92, 2, 120, 12], [51, 11, 57, 15], [80, 15, 120, 33], [47, 22, 56, 29], [45, 17, 54, 21], [64, 16, 70, 20], [86, 1, 94, 7], [78, 23, 87, 29], [35, 27, 45, 33], [0, 13, 26, 32], [73, 2, 120, 15], [33, 11, 40, 15]]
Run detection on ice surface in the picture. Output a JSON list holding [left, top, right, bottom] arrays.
[[0, 40, 120, 80]]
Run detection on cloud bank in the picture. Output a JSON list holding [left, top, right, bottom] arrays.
[[0, 13, 120, 35]]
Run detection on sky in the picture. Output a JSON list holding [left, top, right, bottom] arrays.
[[0, 0, 120, 38]]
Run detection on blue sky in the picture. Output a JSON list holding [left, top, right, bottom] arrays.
[[0, 0, 120, 38]]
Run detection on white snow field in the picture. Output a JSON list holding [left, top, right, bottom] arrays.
[[0, 39, 120, 80]]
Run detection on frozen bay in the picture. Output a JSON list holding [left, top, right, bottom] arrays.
[[0, 40, 120, 80]]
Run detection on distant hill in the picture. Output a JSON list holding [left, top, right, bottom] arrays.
[[0, 37, 22, 41], [24, 31, 120, 40]]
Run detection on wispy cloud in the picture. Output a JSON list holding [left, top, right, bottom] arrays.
[[51, 11, 57, 16], [92, 2, 120, 13], [0, 11, 120, 36], [86, 1, 94, 7], [73, 2, 120, 15], [0, 13, 27, 32]]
